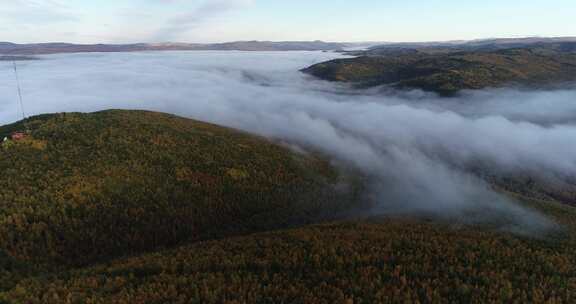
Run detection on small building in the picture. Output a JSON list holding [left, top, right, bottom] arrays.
[[11, 132, 26, 141]]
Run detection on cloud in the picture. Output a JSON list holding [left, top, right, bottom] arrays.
[[0, 0, 76, 25], [0, 50, 571, 234], [153, 0, 255, 41]]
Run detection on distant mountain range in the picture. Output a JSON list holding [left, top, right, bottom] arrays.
[[2, 37, 575, 56], [0, 40, 347, 55], [349, 37, 576, 56]]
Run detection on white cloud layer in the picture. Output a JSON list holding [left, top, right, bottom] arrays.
[[1, 50, 573, 234]]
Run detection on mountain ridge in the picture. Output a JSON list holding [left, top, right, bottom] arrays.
[[0, 40, 346, 55], [3, 37, 576, 55]]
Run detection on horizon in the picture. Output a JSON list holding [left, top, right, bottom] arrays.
[[1, 1, 575, 44], [2, 35, 576, 46]]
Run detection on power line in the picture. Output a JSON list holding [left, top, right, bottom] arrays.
[[12, 60, 26, 121]]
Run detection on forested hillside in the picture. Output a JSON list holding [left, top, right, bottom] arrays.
[[0, 110, 574, 303], [0, 110, 360, 268], [303, 45, 576, 95], [3, 197, 576, 303]]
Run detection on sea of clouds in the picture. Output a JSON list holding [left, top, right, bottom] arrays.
[[1, 50, 575, 234]]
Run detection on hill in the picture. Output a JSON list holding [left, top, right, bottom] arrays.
[[2, 197, 575, 303], [0, 41, 345, 55], [304, 45, 576, 95], [0, 110, 574, 303], [0, 110, 360, 268]]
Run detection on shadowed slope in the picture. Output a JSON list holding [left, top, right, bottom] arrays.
[[3, 196, 575, 304], [0, 110, 359, 267]]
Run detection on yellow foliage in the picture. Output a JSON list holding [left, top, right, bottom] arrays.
[[22, 138, 48, 150], [226, 168, 250, 180]]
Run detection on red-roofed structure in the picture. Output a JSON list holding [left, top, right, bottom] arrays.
[[11, 132, 26, 141]]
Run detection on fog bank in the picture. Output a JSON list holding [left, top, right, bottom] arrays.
[[2, 50, 574, 233]]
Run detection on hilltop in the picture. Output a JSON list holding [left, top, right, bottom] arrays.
[[303, 43, 576, 95], [0, 110, 574, 303], [0, 110, 361, 268]]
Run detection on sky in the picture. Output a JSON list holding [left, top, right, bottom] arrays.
[[0, 0, 575, 43]]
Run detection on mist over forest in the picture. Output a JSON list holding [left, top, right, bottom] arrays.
[[2, 51, 574, 233]]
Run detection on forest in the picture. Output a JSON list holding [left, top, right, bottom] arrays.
[[303, 43, 576, 96], [0, 110, 574, 303]]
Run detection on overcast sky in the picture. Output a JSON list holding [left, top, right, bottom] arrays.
[[1, 0, 575, 43]]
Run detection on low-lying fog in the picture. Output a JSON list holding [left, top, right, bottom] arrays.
[[1, 51, 575, 234]]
